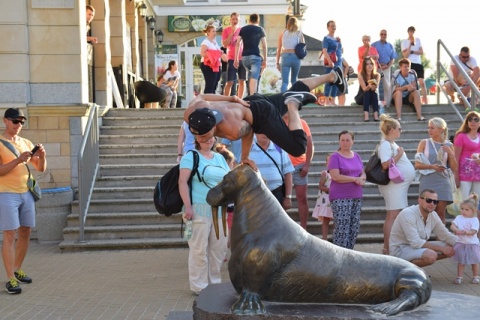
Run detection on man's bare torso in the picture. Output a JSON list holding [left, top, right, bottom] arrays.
[[184, 100, 253, 140]]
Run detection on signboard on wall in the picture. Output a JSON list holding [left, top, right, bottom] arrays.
[[155, 45, 179, 80], [258, 48, 281, 94], [167, 14, 262, 32]]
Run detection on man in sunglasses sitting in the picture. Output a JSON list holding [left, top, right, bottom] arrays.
[[443, 46, 480, 105], [389, 189, 456, 267]]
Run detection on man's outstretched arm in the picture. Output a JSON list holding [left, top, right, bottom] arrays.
[[197, 94, 249, 107]]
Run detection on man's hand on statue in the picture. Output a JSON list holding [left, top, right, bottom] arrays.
[[241, 158, 257, 171]]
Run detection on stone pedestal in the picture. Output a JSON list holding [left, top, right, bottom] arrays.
[[191, 282, 480, 319], [35, 187, 73, 242]]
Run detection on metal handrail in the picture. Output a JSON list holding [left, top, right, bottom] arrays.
[[78, 104, 99, 242], [436, 40, 480, 121]]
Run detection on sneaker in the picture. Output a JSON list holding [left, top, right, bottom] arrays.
[[453, 277, 462, 285], [472, 276, 480, 284], [14, 270, 32, 284], [282, 91, 317, 110], [5, 278, 22, 294], [332, 66, 346, 94]]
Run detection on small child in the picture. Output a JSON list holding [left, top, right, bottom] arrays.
[[312, 154, 333, 241], [450, 193, 480, 284]]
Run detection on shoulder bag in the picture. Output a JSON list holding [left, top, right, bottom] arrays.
[[294, 32, 307, 60], [256, 143, 285, 200], [0, 139, 41, 201], [364, 142, 390, 185]]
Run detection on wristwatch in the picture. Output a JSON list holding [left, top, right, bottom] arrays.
[[285, 195, 292, 199], [410, 50, 414, 54]]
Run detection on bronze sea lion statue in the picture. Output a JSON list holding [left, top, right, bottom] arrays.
[[206, 165, 432, 316]]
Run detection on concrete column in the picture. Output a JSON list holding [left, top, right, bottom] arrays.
[[90, 0, 112, 107]]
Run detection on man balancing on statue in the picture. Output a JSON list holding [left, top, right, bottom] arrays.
[[184, 67, 346, 168]]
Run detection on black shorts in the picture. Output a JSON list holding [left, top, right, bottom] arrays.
[[245, 80, 309, 157], [226, 60, 246, 82], [410, 63, 424, 79]]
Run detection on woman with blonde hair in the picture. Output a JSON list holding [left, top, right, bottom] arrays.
[[454, 111, 480, 200], [377, 114, 415, 254], [276, 16, 304, 92], [415, 117, 457, 223]]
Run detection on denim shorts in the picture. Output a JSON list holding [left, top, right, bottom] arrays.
[[0, 192, 36, 230], [242, 55, 262, 80], [292, 164, 308, 185]]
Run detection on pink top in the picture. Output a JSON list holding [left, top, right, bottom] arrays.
[[454, 132, 480, 181], [357, 46, 379, 72], [222, 26, 242, 60]]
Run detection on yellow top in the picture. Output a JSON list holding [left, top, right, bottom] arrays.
[[0, 137, 34, 193]]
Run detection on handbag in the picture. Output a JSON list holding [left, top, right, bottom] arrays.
[[324, 52, 337, 66], [388, 158, 405, 183], [294, 32, 307, 59], [295, 43, 307, 60], [364, 144, 390, 185], [0, 139, 42, 202]]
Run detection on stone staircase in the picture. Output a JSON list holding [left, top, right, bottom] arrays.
[[58, 103, 466, 250]]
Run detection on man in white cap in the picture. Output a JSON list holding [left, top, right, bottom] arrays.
[[184, 69, 346, 168], [0, 108, 47, 294]]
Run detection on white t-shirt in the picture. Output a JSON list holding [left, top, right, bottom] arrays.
[[201, 38, 221, 63], [162, 70, 181, 83], [450, 55, 478, 76], [401, 38, 422, 64], [452, 215, 479, 245]]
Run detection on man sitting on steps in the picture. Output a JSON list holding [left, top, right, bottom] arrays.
[[184, 67, 346, 168]]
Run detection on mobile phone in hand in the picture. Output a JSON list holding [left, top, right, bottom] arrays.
[[31, 145, 40, 155]]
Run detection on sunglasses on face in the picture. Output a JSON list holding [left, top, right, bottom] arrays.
[[420, 197, 439, 205], [468, 117, 480, 123], [8, 119, 25, 125]]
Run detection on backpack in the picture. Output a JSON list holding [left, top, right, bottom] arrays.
[[153, 150, 200, 216]]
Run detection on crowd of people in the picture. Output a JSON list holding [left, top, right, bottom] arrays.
[[168, 13, 480, 296]]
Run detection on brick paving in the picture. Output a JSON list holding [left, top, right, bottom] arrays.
[[0, 242, 478, 319]]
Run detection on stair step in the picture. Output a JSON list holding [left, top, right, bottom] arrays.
[[62, 104, 467, 250]]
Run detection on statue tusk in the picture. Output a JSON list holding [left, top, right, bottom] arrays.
[[212, 206, 220, 240], [222, 206, 227, 237]]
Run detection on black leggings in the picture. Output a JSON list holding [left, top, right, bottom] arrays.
[[200, 62, 221, 94]]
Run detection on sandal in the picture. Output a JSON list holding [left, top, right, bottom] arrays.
[[417, 117, 426, 121], [454, 277, 463, 285], [382, 248, 389, 255], [472, 276, 480, 284]]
